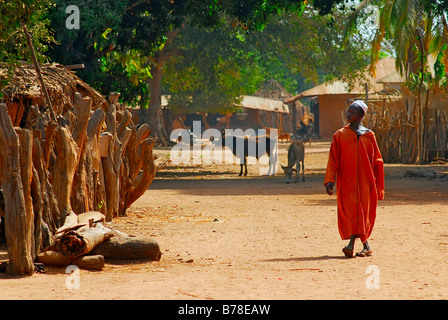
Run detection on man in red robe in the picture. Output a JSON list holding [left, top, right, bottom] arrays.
[[324, 100, 385, 258]]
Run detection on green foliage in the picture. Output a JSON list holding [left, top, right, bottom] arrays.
[[0, 0, 55, 91], [0, 0, 373, 114], [162, 6, 372, 116], [163, 21, 255, 114], [47, 0, 152, 105], [244, 6, 372, 92], [46, 0, 313, 108], [95, 49, 152, 106], [217, 0, 308, 30]]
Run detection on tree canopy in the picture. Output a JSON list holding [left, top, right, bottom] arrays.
[[163, 6, 373, 115], [46, 0, 312, 106], [0, 0, 55, 91], [3, 0, 446, 144]]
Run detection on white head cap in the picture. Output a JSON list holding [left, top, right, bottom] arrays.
[[352, 100, 368, 115]]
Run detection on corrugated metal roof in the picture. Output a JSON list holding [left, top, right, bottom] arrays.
[[241, 95, 289, 113]]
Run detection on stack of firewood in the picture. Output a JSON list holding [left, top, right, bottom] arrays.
[[0, 88, 165, 275], [37, 211, 161, 270]]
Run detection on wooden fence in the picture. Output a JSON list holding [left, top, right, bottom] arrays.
[[366, 108, 448, 164], [0, 65, 166, 274]]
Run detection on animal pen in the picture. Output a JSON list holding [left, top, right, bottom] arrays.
[[0, 63, 164, 275], [363, 102, 448, 164]]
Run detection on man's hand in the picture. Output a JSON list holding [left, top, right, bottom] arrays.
[[325, 182, 334, 196]]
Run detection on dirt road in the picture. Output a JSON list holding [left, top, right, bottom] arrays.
[[1, 140, 447, 300]]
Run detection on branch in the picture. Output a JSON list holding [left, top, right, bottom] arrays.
[[23, 25, 57, 121]]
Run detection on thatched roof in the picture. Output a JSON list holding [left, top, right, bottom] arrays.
[[241, 95, 290, 113], [0, 63, 108, 118]]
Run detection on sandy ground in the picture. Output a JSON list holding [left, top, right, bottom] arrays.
[[1, 139, 448, 300]]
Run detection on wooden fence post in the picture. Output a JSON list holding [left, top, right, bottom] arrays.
[[0, 104, 34, 275]]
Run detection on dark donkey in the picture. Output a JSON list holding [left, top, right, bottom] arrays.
[[218, 128, 277, 176], [281, 140, 305, 183]]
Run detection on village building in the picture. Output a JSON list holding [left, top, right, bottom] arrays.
[[284, 57, 406, 139], [163, 79, 306, 137]]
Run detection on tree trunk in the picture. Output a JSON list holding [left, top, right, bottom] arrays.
[[101, 132, 119, 221], [91, 236, 161, 261], [37, 251, 104, 270], [54, 222, 115, 259], [71, 93, 92, 214], [85, 108, 106, 214], [146, 62, 170, 145], [52, 127, 79, 223], [17, 128, 36, 260], [102, 102, 122, 220], [0, 104, 34, 275], [141, 29, 183, 146]]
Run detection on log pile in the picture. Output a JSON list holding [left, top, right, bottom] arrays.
[[37, 211, 161, 270], [0, 64, 165, 275]]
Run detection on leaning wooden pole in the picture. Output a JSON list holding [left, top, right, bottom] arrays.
[[0, 104, 34, 275], [23, 24, 57, 121]]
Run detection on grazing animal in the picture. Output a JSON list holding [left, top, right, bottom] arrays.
[[278, 132, 291, 143], [218, 130, 277, 176], [281, 140, 305, 183]]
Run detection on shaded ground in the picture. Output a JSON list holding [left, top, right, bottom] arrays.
[[1, 139, 447, 300]]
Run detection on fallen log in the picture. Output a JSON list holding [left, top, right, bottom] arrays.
[[37, 250, 104, 270], [91, 236, 161, 261], [77, 211, 105, 226], [54, 222, 115, 259], [55, 210, 79, 235], [55, 210, 105, 235]]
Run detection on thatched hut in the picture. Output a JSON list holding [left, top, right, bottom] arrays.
[[0, 63, 108, 126]]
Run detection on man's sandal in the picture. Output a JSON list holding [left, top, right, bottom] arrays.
[[355, 249, 372, 257], [342, 247, 354, 258]]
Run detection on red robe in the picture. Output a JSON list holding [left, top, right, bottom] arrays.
[[324, 125, 385, 243]]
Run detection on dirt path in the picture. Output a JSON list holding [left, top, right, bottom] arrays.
[[1, 141, 447, 300]]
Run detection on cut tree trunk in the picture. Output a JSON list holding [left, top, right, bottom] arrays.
[[17, 128, 37, 260], [91, 236, 161, 261], [0, 104, 34, 275], [52, 126, 79, 224], [70, 93, 93, 214], [102, 102, 122, 220], [85, 108, 106, 214], [37, 251, 104, 270], [54, 222, 115, 259], [101, 132, 118, 221]]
